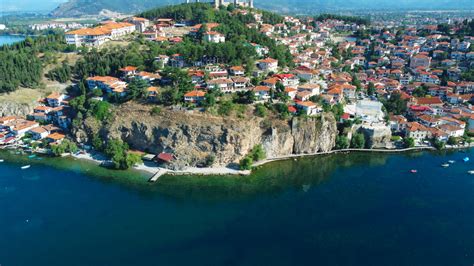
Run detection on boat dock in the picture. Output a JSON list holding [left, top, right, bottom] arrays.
[[149, 168, 168, 182]]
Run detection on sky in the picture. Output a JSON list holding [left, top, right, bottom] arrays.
[[0, 0, 67, 12], [0, 0, 471, 13]]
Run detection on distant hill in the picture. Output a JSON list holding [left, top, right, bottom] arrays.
[[50, 0, 474, 17], [50, 0, 178, 17]]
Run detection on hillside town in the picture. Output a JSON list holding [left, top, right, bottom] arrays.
[[1, 3, 474, 168]]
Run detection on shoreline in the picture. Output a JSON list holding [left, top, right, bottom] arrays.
[[3, 143, 472, 181], [68, 144, 473, 181]]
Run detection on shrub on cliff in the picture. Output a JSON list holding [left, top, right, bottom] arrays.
[[239, 156, 253, 170], [350, 133, 365, 149], [251, 144, 266, 161], [335, 135, 349, 149]]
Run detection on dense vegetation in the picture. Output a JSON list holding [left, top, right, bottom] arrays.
[[314, 14, 370, 26], [141, 3, 293, 67], [0, 34, 74, 93]]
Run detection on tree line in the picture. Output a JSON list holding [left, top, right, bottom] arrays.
[[0, 34, 74, 93]]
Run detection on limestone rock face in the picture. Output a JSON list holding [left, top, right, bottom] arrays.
[[0, 101, 34, 117], [359, 124, 392, 148], [75, 103, 338, 169]]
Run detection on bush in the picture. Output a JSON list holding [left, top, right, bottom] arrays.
[[150, 106, 162, 115], [105, 139, 141, 170], [239, 156, 253, 170], [391, 136, 402, 141], [433, 139, 445, 150], [335, 135, 349, 149], [51, 139, 78, 156], [203, 154, 215, 167], [218, 101, 234, 116], [254, 103, 267, 118], [447, 136, 458, 146], [350, 133, 365, 149], [403, 137, 415, 148], [251, 144, 266, 161]]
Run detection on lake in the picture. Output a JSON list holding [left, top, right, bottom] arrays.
[[0, 149, 473, 266], [0, 35, 25, 46]]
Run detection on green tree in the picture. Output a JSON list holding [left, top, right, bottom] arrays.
[[50, 139, 78, 156], [350, 133, 366, 149], [367, 82, 375, 96], [447, 136, 458, 146], [382, 93, 408, 115], [254, 103, 267, 117], [404, 137, 415, 148], [239, 156, 253, 170], [251, 144, 266, 161], [335, 135, 349, 149], [127, 78, 148, 100]]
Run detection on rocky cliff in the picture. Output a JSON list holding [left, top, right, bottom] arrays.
[[73, 103, 338, 169], [0, 101, 35, 117]]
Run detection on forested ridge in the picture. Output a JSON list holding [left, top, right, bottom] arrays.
[[0, 34, 73, 93], [1, 3, 293, 94]]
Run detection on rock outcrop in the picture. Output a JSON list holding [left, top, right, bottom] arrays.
[[73, 103, 338, 169], [0, 101, 35, 117], [357, 123, 392, 149]]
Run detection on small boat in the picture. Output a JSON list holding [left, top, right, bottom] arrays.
[[28, 154, 36, 159], [448, 160, 455, 164], [0, 159, 4, 163], [463, 157, 470, 162], [441, 163, 450, 168], [468, 170, 474, 175], [21, 165, 31, 170], [410, 169, 418, 173]]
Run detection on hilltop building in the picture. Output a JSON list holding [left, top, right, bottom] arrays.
[[185, 0, 253, 9], [65, 21, 135, 47]]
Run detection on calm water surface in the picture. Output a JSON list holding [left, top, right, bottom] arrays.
[[0, 149, 473, 266], [0, 35, 25, 46]]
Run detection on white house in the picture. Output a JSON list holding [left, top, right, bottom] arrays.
[[257, 58, 278, 72]]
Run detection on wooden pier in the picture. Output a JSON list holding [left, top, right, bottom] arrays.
[[149, 168, 168, 182]]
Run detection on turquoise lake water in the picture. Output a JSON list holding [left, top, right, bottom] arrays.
[[0, 149, 474, 265], [0, 35, 25, 46]]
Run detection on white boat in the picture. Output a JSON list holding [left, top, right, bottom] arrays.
[[0, 159, 4, 163], [21, 165, 31, 170], [448, 160, 455, 164], [441, 163, 450, 168], [468, 170, 474, 175]]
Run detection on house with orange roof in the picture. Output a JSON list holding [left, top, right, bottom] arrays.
[[207, 78, 234, 93], [46, 92, 66, 107], [257, 58, 278, 72], [86, 76, 127, 96], [262, 77, 279, 89], [65, 22, 135, 47], [229, 66, 245, 76], [8, 119, 39, 137], [184, 90, 206, 103], [232, 77, 250, 91], [253, 86, 271, 101], [284, 87, 297, 99], [119, 66, 138, 77], [404, 122, 430, 142], [389, 115, 408, 132], [46, 132, 66, 144], [136, 71, 161, 82], [146, 87, 159, 99], [295, 101, 322, 115]]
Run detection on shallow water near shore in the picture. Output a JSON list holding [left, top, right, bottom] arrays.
[[1, 149, 474, 265]]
